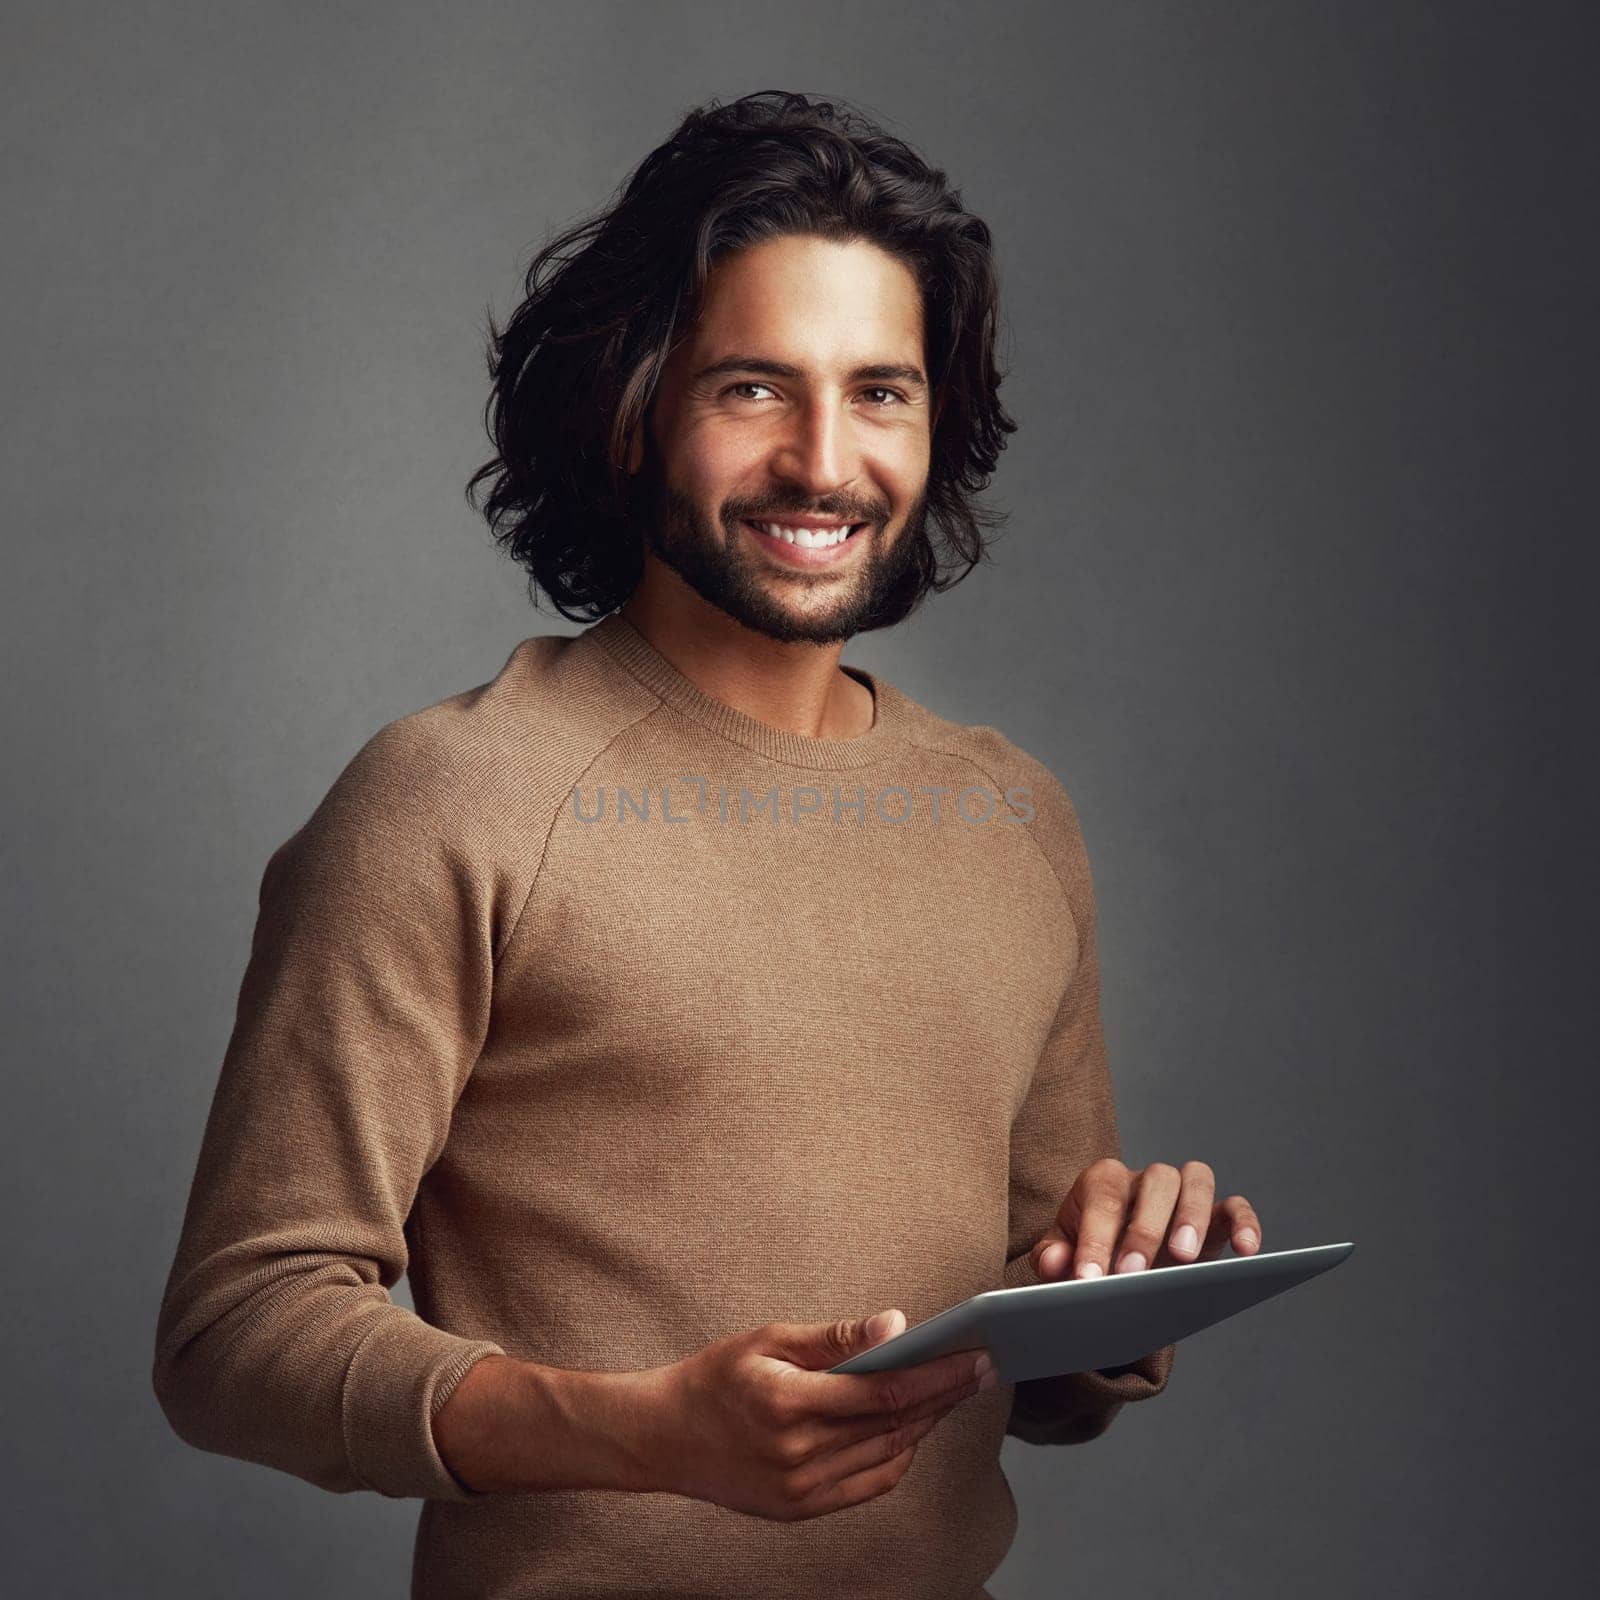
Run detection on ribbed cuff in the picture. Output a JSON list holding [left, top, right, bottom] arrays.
[[340, 1312, 507, 1500]]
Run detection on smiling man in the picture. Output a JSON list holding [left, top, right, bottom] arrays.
[[625, 233, 933, 672], [154, 91, 1260, 1599]]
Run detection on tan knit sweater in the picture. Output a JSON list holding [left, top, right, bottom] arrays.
[[152, 612, 1175, 1599]]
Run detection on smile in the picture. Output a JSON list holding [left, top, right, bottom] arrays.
[[740, 519, 869, 570], [747, 520, 865, 549]]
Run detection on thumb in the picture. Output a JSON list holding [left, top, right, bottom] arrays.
[[766, 1308, 906, 1368], [861, 1308, 904, 1345], [1031, 1226, 1073, 1279]]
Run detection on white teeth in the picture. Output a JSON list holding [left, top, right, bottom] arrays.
[[754, 521, 855, 548]]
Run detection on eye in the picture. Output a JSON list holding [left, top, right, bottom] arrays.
[[721, 381, 908, 406]]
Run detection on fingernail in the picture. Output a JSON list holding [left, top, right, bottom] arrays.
[[979, 1369, 998, 1390], [1075, 1261, 1103, 1279], [1116, 1251, 1147, 1273], [1238, 1230, 1259, 1249], [1171, 1225, 1198, 1255]]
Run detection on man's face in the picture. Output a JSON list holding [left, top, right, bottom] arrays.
[[631, 233, 934, 645]]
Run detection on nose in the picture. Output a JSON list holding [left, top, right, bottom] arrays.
[[767, 393, 862, 505]]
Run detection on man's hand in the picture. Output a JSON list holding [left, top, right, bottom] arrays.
[[638, 1311, 993, 1521], [1030, 1157, 1262, 1279]]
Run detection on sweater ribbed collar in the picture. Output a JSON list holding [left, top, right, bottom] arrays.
[[583, 611, 907, 771]]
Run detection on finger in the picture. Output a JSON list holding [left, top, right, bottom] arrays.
[[1163, 1160, 1216, 1261], [1113, 1162, 1181, 1273], [1070, 1158, 1131, 1279], [791, 1425, 927, 1518], [1228, 1194, 1262, 1253], [792, 1343, 990, 1421], [800, 1364, 990, 1462], [1031, 1225, 1073, 1280], [804, 1404, 943, 1496], [1200, 1194, 1261, 1259], [1033, 1171, 1094, 1279]]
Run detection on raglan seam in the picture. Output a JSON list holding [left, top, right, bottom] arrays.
[[491, 702, 667, 968], [907, 734, 1082, 962]]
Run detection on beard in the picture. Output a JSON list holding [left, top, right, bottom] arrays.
[[628, 438, 932, 645]]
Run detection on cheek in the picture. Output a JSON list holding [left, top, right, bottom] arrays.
[[884, 436, 931, 501], [673, 426, 767, 502]]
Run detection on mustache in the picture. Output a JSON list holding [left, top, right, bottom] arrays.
[[728, 505, 884, 524]]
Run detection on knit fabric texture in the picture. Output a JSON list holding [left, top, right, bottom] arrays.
[[153, 611, 1175, 1598]]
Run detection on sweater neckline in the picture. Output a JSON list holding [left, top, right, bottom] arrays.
[[583, 611, 906, 771]]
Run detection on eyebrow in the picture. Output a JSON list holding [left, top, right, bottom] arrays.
[[693, 354, 929, 395]]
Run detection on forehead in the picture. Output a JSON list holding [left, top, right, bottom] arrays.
[[684, 234, 924, 361]]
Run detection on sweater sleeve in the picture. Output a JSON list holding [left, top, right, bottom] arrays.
[[151, 718, 510, 1500], [1001, 771, 1177, 1446]]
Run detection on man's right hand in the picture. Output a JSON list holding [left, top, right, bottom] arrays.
[[634, 1309, 996, 1522]]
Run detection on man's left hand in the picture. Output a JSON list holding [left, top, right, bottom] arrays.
[[1030, 1157, 1262, 1279]]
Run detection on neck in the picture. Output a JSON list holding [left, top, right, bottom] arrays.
[[617, 588, 872, 741]]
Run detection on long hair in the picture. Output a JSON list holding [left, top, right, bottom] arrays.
[[465, 89, 1019, 626]]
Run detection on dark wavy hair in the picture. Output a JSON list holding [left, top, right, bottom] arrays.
[[465, 89, 1018, 625]]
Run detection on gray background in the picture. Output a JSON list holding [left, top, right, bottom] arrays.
[[4, 2, 1592, 1594]]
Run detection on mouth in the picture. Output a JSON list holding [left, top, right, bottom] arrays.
[[740, 519, 869, 568]]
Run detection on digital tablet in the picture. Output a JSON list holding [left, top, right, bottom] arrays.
[[827, 1241, 1354, 1384]]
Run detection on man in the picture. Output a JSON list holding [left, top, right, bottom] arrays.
[[153, 90, 1261, 1598]]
